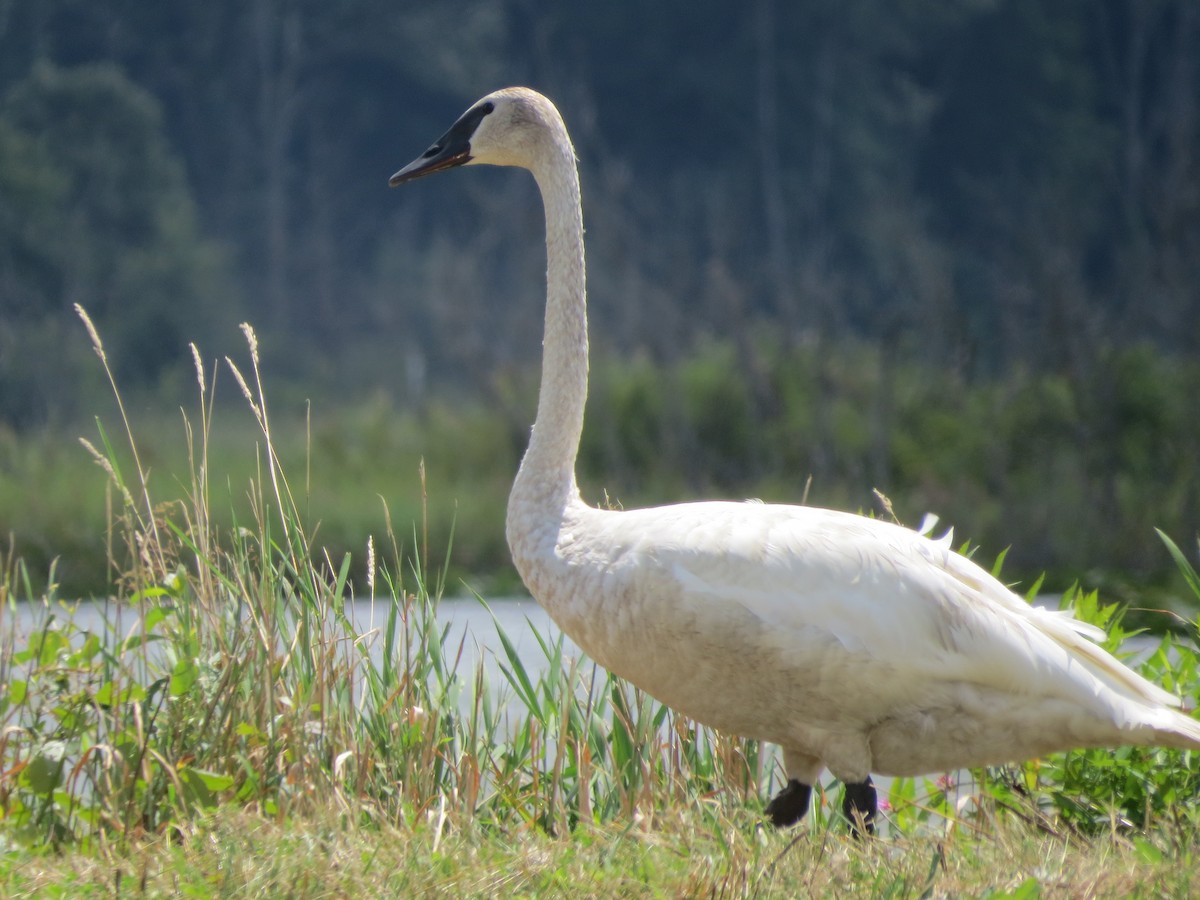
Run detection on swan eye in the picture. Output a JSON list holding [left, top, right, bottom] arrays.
[[421, 144, 441, 159]]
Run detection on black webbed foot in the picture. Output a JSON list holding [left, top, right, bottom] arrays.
[[842, 776, 877, 838], [765, 779, 812, 828]]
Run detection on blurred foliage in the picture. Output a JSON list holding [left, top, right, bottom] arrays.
[[1, 1, 1199, 593], [0, 63, 235, 424], [0, 2, 1198, 406], [3, 337, 1198, 607]]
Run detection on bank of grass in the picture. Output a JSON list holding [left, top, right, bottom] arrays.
[[4, 805, 1200, 897], [0, 382, 518, 598], [1, 310, 1198, 895], [5, 327, 1200, 603]]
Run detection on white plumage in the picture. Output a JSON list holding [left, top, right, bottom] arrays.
[[391, 87, 1200, 832]]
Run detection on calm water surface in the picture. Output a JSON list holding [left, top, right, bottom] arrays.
[[5, 595, 575, 686]]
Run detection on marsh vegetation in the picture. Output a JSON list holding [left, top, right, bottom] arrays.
[[1, 319, 1197, 895]]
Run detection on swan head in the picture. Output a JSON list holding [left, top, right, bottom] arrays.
[[389, 87, 569, 186]]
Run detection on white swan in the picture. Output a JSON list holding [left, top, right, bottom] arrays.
[[390, 87, 1200, 834]]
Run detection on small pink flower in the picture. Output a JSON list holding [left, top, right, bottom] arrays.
[[935, 773, 956, 793], [878, 798, 893, 813]]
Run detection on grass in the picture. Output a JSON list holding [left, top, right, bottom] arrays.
[[0, 308, 1198, 895], [0, 378, 517, 599], [3, 805, 1199, 897]]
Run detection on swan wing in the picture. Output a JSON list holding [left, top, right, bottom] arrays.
[[614, 502, 1181, 714]]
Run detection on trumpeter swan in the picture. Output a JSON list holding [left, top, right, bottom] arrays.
[[390, 87, 1200, 835]]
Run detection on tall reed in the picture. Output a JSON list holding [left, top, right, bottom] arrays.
[[0, 311, 765, 850]]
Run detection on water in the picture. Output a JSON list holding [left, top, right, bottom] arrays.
[[347, 594, 583, 698], [3, 594, 579, 709]]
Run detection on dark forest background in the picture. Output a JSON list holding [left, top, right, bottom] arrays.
[[1, 1, 1199, 596]]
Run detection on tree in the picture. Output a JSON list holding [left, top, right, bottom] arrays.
[[0, 62, 233, 423]]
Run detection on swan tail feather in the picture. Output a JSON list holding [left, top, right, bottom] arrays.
[[1139, 708, 1200, 751]]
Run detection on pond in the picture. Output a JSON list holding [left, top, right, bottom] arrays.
[[4, 594, 574, 689]]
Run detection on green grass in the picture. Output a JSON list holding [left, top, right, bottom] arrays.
[[0, 381, 517, 599], [1, 308, 1198, 894], [2, 805, 1199, 897]]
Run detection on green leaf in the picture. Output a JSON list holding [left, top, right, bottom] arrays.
[[990, 546, 1009, 577], [94, 680, 117, 707], [143, 606, 171, 631], [994, 876, 1042, 899], [169, 658, 198, 697], [1156, 529, 1200, 604], [120, 632, 165, 654], [72, 632, 102, 663], [495, 623, 540, 720], [190, 768, 235, 792], [35, 630, 69, 666], [23, 741, 68, 795], [179, 768, 220, 809], [129, 586, 171, 604], [1132, 836, 1164, 863]]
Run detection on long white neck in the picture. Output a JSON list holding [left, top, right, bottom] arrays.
[[506, 134, 589, 555]]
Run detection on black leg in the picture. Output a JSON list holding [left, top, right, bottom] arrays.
[[765, 779, 812, 828], [842, 777, 877, 838]]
